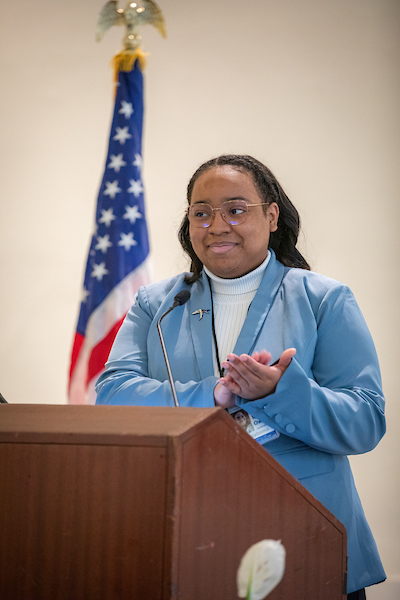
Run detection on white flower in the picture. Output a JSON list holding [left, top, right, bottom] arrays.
[[237, 539, 286, 600]]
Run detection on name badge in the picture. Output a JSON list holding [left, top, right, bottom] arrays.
[[228, 406, 280, 445]]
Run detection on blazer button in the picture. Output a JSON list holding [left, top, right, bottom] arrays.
[[285, 424, 296, 434], [274, 413, 283, 424]]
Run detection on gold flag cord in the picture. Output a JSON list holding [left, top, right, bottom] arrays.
[[112, 48, 148, 80]]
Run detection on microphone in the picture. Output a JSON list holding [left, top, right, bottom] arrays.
[[157, 290, 191, 407]]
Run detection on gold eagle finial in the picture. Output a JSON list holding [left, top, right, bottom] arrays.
[[96, 0, 166, 50]]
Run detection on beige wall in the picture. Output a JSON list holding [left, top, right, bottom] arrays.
[[1, 0, 399, 595]]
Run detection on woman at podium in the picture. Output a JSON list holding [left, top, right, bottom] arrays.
[[96, 154, 386, 599]]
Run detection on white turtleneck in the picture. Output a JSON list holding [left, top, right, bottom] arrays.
[[203, 252, 271, 377]]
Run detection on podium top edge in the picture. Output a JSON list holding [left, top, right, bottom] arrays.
[[0, 405, 224, 445]]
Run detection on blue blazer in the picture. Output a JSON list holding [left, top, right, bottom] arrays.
[[96, 250, 386, 593]]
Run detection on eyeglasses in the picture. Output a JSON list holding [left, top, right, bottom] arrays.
[[187, 200, 269, 228]]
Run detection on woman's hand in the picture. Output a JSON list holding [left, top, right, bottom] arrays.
[[217, 348, 296, 401], [214, 380, 237, 408]]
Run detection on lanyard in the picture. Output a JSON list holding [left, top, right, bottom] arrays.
[[206, 275, 224, 378]]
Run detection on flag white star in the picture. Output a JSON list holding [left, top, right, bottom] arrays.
[[127, 179, 144, 197], [91, 262, 109, 281], [123, 205, 142, 224], [81, 287, 90, 303], [133, 153, 143, 170], [98, 208, 116, 227], [103, 180, 122, 199], [108, 153, 127, 173], [118, 232, 137, 250], [119, 100, 134, 119], [113, 126, 132, 145], [95, 234, 112, 254]]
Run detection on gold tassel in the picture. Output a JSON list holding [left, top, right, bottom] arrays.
[[111, 48, 148, 81]]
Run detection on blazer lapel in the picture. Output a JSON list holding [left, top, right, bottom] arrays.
[[188, 272, 214, 379], [233, 252, 287, 356]]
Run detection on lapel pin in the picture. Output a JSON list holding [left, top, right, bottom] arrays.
[[192, 309, 210, 320]]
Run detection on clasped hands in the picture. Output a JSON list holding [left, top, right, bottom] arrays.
[[214, 348, 296, 409]]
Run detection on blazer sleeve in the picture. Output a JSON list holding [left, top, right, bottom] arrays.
[[95, 287, 217, 407], [237, 284, 386, 455]]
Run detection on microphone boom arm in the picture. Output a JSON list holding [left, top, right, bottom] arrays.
[[156, 290, 191, 408], [157, 307, 180, 407]]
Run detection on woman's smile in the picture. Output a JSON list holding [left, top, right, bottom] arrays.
[[207, 241, 238, 254]]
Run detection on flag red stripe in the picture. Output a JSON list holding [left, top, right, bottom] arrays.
[[69, 332, 85, 381], [87, 315, 126, 384]]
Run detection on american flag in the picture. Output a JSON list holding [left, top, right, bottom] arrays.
[[69, 61, 151, 404]]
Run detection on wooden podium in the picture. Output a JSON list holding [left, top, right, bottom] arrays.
[[0, 405, 347, 599]]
